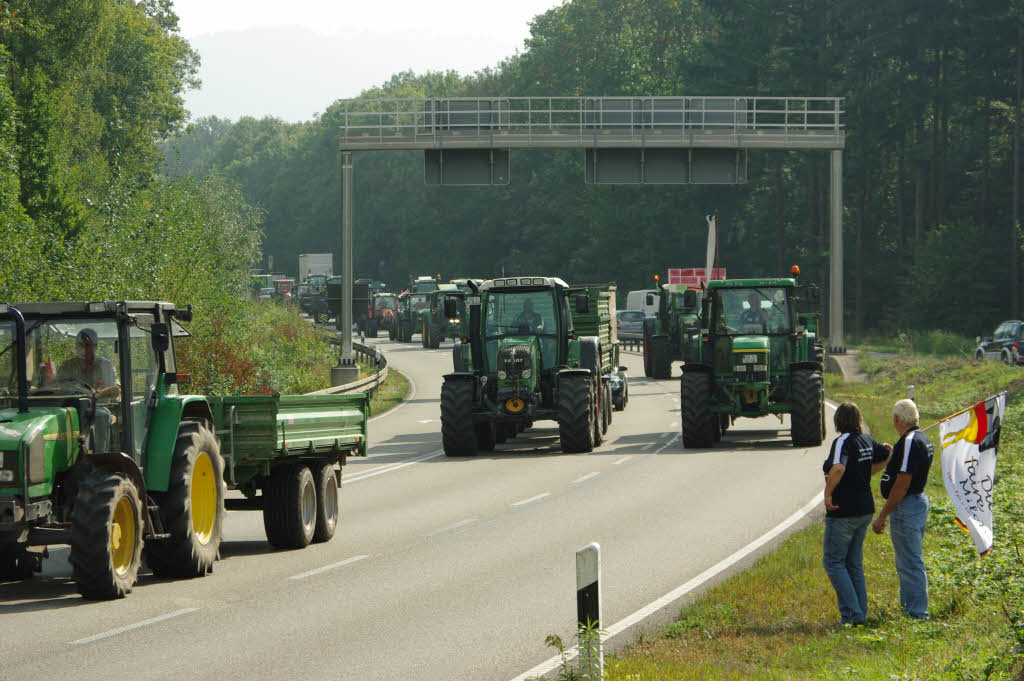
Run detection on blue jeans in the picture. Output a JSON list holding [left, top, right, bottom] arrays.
[[890, 492, 930, 619], [823, 513, 872, 624]]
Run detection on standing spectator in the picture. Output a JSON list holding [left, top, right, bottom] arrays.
[[822, 402, 892, 625], [872, 399, 935, 620]]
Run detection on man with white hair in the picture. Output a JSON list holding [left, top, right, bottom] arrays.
[[871, 398, 935, 620]]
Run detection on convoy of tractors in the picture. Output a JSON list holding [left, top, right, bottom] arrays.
[[0, 252, 825, 600]]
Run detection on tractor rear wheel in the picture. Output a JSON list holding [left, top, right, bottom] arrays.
[[311, 463, 339, 544], [441, 379, 478, 456], [790, 369, 825, 447], [593, 379, 604, 447], [651, 335, 672, 379], [70, 471, 143, 599], [559, 374, 594, 453], [367, 319, 378, 338], [145, 422, 224, 578], [681, 372, 716, 448], [263, 465, 317, 549]]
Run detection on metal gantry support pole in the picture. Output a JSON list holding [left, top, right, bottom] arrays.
[[829, 149, 845, 353], [341, 151, 355, 366]]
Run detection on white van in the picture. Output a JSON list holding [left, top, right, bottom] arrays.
[[625, 289, 661, 318]]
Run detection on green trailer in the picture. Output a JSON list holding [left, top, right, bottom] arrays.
[[0, 301, 367, 599]]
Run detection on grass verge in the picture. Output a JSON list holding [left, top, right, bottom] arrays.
[[603, 356, 1024, 680], [368, 367, 409, 416]]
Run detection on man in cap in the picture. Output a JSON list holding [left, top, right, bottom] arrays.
[[513, 298, 544, 331], [57, 328, 119, 452]]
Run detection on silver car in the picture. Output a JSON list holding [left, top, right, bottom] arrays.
[[617, 309, 645, 342]]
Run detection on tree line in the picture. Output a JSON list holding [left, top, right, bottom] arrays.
[[162, 0, 1018, 339]]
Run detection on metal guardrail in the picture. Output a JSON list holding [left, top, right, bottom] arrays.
[[309, 340, 389, 395], [337, 96, 845, 150]]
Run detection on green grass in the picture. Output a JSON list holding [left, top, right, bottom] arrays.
[[847, 330, 976, 358], [368, 367, 408, 416], [604, 355, 1024, 680]]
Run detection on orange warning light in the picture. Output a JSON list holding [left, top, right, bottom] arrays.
[[790, 265, 801, 277]]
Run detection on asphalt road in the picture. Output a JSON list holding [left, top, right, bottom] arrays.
[[0, 338, 833, 681]]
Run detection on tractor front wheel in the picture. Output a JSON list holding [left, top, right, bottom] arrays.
[[263, 465, 317, 549], [680, 372, 716, 448], [651, 335, 672, 379], [145, 422, 225, 578], [559, 374, 595, 453], [790, 369, 825, 447], [70, 471, 144, 599], [441, 379, 478, 456]]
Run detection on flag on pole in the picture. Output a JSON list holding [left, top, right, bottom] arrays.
[[704, 213, 717, 286], [938, 392, 1006, 556]]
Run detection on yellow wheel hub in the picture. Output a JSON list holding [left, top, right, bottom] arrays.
[[111, 495, 136, 576], [191, 452, 217, 545], [505, 398, 525, 413]]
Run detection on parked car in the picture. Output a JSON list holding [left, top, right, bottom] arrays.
[[617, 309, 645, 341], [976, 320, 1024, 365]]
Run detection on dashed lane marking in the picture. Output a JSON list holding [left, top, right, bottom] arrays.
[[425, 519, 478, 538], [344, 450, 443, 484], [511, 492, 550, 507], [70, 608, 199, 646], [287, 554, 369, 580], [571, 472, 600, 484], [612, 455, 633, 465]]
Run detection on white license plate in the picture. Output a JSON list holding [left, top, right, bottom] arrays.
[[742, 354, 759, 363], [467, 296, 481, 306], [0, 470, 13, 482]]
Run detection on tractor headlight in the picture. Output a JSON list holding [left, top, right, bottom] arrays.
[[753, 364, 767, 372], [498, 370, 507, 380], [521, 369, 532, 379]]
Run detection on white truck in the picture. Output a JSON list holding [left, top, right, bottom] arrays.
[[298, 253, 333, 283]]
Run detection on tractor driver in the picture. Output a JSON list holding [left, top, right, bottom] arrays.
[[740, 292, 770, 327], [57, 328, 120, 452], [513, 298, 544, 331]]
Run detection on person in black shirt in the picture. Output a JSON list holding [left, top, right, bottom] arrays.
[[871, 398, 934, 620], [822, 402, 892, 625]]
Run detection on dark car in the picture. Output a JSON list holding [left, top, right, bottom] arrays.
[[976, 320, 1024, 365], [617, 309, 645, 342]]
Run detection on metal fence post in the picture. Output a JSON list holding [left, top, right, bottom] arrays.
[[576, 542, 603, 681]]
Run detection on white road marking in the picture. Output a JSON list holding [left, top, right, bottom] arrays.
[[612, 455, 632, 465], [670, 421, 680, 428], [344, 450, 443, 484], [417, 419, 436, 424], [640, 442, 656, 451], [287, 554, 369, 580], [425, 518, 478, 538], [509, 491, 824, 681], [70, 608, 199, 646], [511, 492, 550, 507], [571, 472, 599, 484]]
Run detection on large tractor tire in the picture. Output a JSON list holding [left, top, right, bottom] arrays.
[[441, 379, 478, 457], [421, 320, 430, 348], [367, 319, 378, 339], [558, 374, 595, 453], [263, 465, 317, 549], [388, 324, 397, 341], [651, 335, 672, 379], [790, 369, 825, 447], [680, 371, 716, 448], [475, 423, 496, 452], [593, 378, 604, 447], [494, 423, 509, 444], [642, 335, 653, 377], [70, 471, 144, 599], [311, 462, 339, 544], [145, 422, 225, 578]]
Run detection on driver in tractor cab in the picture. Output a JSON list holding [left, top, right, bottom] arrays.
[[513, 298, 544, 332], [54, 328, 120, 453], [740, 292, 769, 327]]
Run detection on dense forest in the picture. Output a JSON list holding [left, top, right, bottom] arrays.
[[163, 0, 1024, 340], [0, 1, 334, 394]]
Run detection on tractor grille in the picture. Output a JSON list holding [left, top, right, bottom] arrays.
[[732, 355, 768, 384], [498, 344, 533, 379]]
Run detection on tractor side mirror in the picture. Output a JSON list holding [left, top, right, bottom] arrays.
[[173, 304, 194, 322], [700, 297, 710, 321], [645, 294, 655, 306], [575, 293, 590, 314], [151, 323, 170, 353], [683, 290, 697, 308], [444, 298, 457, 318], [807, 286, 821, 305]]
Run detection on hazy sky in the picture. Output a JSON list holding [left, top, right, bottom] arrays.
[[171, 0, 563, 122]]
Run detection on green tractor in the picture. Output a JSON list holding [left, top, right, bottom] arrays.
[[0, 301, 367, 598], [642, 284, 703, 379], [679, 276, 825, 448], [440, 277, 623, 456], [395, 291, 429, 343], [420, 285, 464, 349]]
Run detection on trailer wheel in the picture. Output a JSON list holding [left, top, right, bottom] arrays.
[[70, 471, 143, 599], [681, 372, 716, 448], [441, 379, 478, 456], [311, 463, 339, 544], [558, 374, 594, 453], [263, 465, 317, 549], [790, 369, 825, 447], [145, 422, 225, 578]]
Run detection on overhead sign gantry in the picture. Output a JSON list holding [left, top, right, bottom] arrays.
[[333, 96, 846, 373]]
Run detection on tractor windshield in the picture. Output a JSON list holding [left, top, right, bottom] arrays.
[[23, 320, 122, 398], [484, 289, 559, 371], [375, 296, 396, 310], [409, 294, 429, 312], [713, 287, 792, 335]]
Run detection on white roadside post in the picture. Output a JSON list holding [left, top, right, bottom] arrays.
[[576, 542, 603, 681]]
